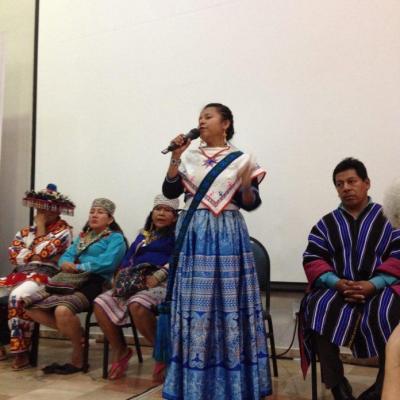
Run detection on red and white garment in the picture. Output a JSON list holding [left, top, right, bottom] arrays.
[[1, 219, 72, 287]]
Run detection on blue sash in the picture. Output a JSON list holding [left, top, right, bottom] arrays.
[[166, 150, 243, 301], [154, 150, 243, 363]]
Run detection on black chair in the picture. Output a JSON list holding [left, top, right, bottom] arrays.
[[249, 236, 278, 377], [0, 296, 10, 350], [29, 307, 143, 375], [29, 321, 40, 367], [99, 311, 143, 379]]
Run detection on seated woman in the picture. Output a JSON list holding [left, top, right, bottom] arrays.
[[94, 194, 178, 380], [0, 184, 73, 370], [24, 198, 126, 374]]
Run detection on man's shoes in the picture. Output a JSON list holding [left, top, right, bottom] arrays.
[[357, 382, 382, 400], [331, 377, 356, 400]]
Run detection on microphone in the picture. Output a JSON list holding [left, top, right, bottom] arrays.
[[161, 128, 200, 154]]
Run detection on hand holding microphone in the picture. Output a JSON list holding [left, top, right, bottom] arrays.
[[161, 128, 200, 155]]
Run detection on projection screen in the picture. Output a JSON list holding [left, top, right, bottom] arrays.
[[35, 0, 400, 282]]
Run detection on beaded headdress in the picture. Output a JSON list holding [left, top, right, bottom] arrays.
[[22, 183, 75, 216]]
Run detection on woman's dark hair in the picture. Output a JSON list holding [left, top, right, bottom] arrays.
[[332, 157, 369, 185], [143, 210, 177, 237], [203, 103, 235, 140]]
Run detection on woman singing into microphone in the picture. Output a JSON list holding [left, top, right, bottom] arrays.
[[161, 103, 272, 399]]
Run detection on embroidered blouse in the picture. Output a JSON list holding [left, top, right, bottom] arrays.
[[163, 146, 266, 214], [8, 219, 72, 266]]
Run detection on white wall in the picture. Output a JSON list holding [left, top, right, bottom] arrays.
[[0, 1, 35, 275], [0, 35, 4, 160], [36, 0, 400, 282]]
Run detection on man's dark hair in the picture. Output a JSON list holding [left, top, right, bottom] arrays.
[[332, 157, 369, 185]]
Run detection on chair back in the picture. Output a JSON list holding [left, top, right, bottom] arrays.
[[249, 236, 271, 312]]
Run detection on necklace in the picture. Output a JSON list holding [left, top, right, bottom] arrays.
[[199, 145, 230, 167], [142, 229, 158, 245], [77, 227, 111, 253]]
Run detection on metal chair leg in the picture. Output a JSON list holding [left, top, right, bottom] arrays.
[[128, 314, 143, 363], [82, 310, 91, 373], [102, 337, 109, 379], [266, 314, 278, 377], [29, 322, 40, 366]]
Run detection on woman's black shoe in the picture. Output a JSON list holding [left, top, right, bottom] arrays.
[[41, 362, 62, 374], [54, 363, 84, 375]]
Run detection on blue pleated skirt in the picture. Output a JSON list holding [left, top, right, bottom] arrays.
[[163, 210, 272, 400]]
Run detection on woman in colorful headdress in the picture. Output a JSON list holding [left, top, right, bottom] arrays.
[[24, 198, 126, 374], [0, 184, 74, 369], [93, 194, 178, 381]]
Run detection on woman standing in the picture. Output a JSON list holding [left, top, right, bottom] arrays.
[[25, 198, 126, 374], [161, 103, 272, 399]]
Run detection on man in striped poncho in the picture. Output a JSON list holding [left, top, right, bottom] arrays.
[[300, 158, 400, 400]]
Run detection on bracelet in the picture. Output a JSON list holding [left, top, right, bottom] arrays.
[[170, 158, 181, 167], [165, 174, 179, 183]]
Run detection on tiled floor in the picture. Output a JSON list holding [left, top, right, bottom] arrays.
[[0, 337, 377, 400]]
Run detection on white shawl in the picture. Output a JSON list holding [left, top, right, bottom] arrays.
[[179, 146, 266, 216]]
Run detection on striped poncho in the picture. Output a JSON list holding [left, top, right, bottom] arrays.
[[300, 202, 400, 375]]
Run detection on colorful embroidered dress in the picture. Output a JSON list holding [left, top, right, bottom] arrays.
[[94, 231, 174, 325], [1, 219, 72, 354], [162, 146, 271, 400], [2, 219, 72, 287], [300, 203, 400, 375]]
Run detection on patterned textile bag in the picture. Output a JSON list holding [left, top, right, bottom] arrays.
[[113, 263, 159, 298], [153, 151, 243, 363], [45, 227, 112, 295], [45, 271, 91, 294]]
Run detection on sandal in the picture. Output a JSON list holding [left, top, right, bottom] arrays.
[[108, 348, 133, 380], [0, 346, 7, 361], [11, 353, 30, 371], [11, 361, 31, 371], [152, 361, 166, 382]]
